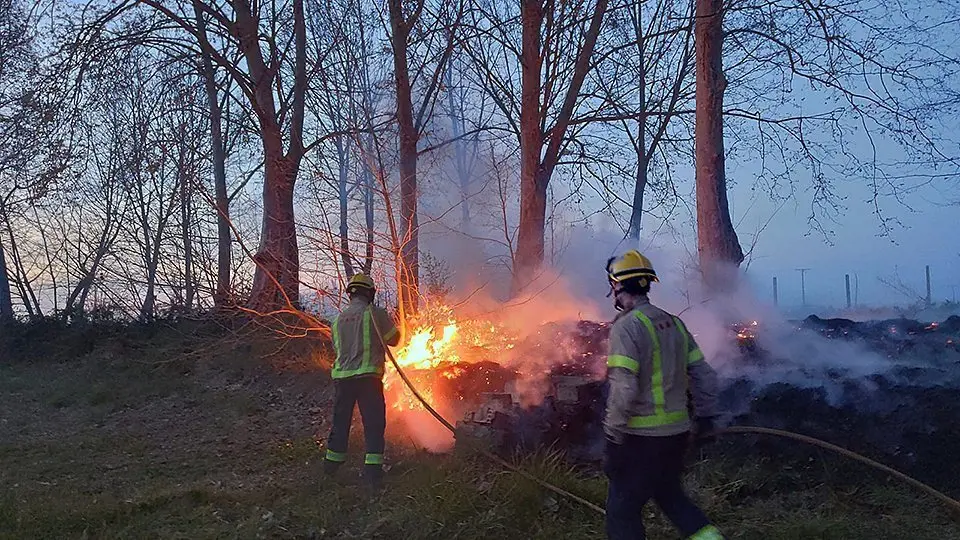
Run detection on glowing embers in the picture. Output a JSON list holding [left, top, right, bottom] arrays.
[[735, 320, 760, 341]]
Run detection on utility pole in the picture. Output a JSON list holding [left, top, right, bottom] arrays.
[[773, 276, 779, 306], [797, 268, 810, 307], [845, 274, 852, 309]]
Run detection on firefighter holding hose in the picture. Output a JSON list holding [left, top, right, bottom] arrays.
[[603, 250, 724, 540], [323, 273, 401, 490]]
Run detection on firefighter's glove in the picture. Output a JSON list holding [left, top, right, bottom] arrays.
[[602, 431, 624, 475], [693, 416, 718, 443]]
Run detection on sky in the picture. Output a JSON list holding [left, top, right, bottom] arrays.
[[570, 145, 959, 312], [732, 179, 958, 309]]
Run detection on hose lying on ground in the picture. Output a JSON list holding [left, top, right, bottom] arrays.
[[366, 311, 960, 519], [719, 425, 960, 516]]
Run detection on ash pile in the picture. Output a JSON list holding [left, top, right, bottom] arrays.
[[451, 315, 960, 491]]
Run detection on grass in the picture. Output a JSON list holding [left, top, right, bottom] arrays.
[[1, 324, 958, 539]]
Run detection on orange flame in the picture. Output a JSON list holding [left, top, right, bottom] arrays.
[[382, 302, 519, 419]]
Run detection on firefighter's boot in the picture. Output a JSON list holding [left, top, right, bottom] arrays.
[[323, 458, 343, 477], [362, 463, 384, 492]]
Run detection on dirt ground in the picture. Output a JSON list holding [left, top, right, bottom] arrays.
[[1, 321, 958, 539]]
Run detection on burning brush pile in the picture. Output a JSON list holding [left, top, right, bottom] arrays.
[[381, 303, 960, 491], [381, 302, 609, 452]]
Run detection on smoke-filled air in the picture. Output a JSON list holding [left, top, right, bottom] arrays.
[[1, 0, 959, 537]]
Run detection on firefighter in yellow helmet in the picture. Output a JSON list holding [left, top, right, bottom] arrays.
[[323, 273, 400, 490], [603, 251, 724, 540]]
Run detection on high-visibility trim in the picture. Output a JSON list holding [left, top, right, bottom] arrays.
[[331, 309, 382, 379], [628, 410, 689, 428], [634, 311, 665, 415], [674, 317, 705, 365], [688, 524, 724, 540], [629, 311, 689, 428], [325, 449, 347, 463], [362, 309, 372, 370], [383, 326, 398, 342], [364, 453, 384, 465], [332, 317, 340, 356], [607, 354, 640, 373]]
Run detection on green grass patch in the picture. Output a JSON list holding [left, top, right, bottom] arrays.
[[1, 329, 958, 540]]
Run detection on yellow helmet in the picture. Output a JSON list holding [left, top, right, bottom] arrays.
[[347, 273, 376, 294], [606, 250, 659, 284]]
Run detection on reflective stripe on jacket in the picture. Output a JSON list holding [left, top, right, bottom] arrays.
[[604, 297, 719, 437], [331, 297, 399, 380]]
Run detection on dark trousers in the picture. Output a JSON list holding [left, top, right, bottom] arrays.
[[325, 376, 386, 465], [604, 433, 711, 540]]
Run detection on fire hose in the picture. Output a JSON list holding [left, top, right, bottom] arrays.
[[367, 311, 960, 519]]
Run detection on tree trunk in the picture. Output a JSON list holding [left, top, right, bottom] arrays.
[[2, 216, 39, 318], [193, 0, 232, 307], [181, 165, 195, 310], [694, 0, 742, 291], [336, 140, 355, 278], [628, 8, 647, 242], [628, 149, 648, 241], [242, 0, 305, 312], [363, 136, 375, 274], [0, 242, 13, 321], [513, 0, 546, 294], [64, 272, 94, 316], [141, 261, 157, 320], [388, 0, 420, 316], [248, 156, 300, 311], [513, 0, 608, 293], [445, 67, 471, 232]]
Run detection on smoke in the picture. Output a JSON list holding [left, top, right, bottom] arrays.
[[392, 223, 960, 452]]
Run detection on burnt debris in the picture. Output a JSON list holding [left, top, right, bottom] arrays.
[[447, 315, 960, 492]]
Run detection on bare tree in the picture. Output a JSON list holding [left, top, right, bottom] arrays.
[[695, 0, 742, 290], [191, 0, 231, 307], [595, 0, 694, 241], [464, 0, 610, 293], [96, 0, 315, 312], [386, 0, 466, 315], [0, 0, 70, 318]]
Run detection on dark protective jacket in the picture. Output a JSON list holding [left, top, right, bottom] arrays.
[[604, 296, 719, 438], [331, 297, 400, 379]]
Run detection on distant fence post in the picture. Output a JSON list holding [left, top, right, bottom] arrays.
[[773, 276, 779, 306], [845, 274, 852, 309], [926, 265, 932, 306]]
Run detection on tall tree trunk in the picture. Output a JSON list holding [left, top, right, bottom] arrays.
[[243, 0, 305, 312], [362, 136, 375, 274], [694, 0, 742, 291], [628, 6, 647, 242], [336, 140, 355, 278], [248, 156, 300, 311], [193, 0, 232, 307], [513, 0, 609, 293], [388, 0, 420, 316], [2, 216, 39, 318], [514, 0, 546, 294], [445, 67, 471, 232], [180, 162, 195, 309], [0, 242, 13, 321], [628, 147, 648, 241], [141, 261, 157, 320]]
